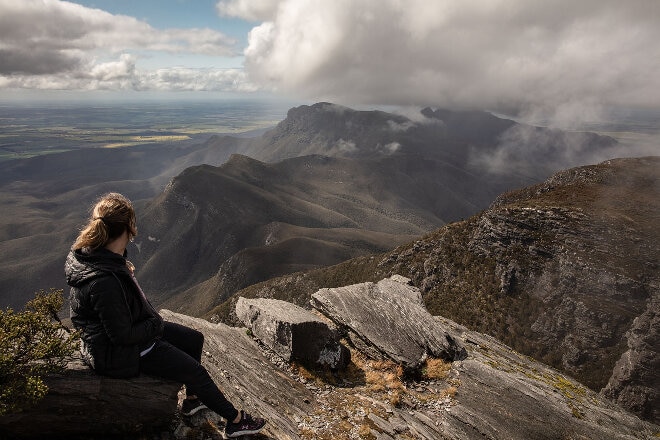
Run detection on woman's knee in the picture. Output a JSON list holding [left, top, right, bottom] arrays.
[[164, 321, 204, 342]]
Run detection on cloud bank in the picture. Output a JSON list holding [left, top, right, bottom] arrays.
[[2, 0, 659, 120], [221, 0, 660, 119], [0, 0, 252, 92]]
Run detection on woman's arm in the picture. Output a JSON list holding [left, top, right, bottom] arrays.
[[89, 276, 163, 345]]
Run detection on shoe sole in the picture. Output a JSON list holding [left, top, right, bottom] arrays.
[[225, 424, 266, 438], [182, 404, 207, 416]]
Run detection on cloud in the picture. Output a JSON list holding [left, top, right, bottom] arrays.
[[380, 142, 401, 154], [90, 54, 136, 81], [469, 122, 660, 177], [216, 0, 279, 22], [0, 0, 244, 92], [236, 0, 660, 122], [137, 68, 257, 92], [387, 120, 415, 132], [0, 64, 256, 93], [335, 138, 357, 154], [4, 0, 659, 116]]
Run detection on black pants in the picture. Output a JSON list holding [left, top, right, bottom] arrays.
[[140, 321, 239, 421]]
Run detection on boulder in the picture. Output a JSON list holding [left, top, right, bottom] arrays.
[[236, 297, 349, 369], [311, 275, 467, 373], [0, 360, 181, 439]]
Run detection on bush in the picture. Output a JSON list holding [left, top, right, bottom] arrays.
[[0, 289, 79, 415]]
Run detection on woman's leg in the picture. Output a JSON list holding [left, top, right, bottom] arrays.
[[140, 338, 239, 422], [161, 321, 204, 363]]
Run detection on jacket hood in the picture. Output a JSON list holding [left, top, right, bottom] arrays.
[[65, 248, 130, 287]]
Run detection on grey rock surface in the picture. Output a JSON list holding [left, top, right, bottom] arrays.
[[161, 309, 315, 440], [372, 157, 660, 423], [431, 316, 658, 440], [311, 275, 467, 372], [295, 291, 659, 439], [0, 360, 181, 439], [602, 292, 660, 423], [235, 297, 349, 369]]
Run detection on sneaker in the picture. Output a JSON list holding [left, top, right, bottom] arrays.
[[181, 398, 207, 416], [224, 410, 266, 438]]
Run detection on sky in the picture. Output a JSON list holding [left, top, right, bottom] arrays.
[[1, 0, 660, 125]]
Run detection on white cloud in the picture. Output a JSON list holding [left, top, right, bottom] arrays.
[[3, 0, 659, 116], [335, 139, 357, 154], [0, 0, 246, 92], [216, 0, 279, 22], [238, 0, 660, 122], [381, 142, 401, 154], [137, 68, 257, 92], [387, 120, 415, 132], [90, 54, 136, 81]]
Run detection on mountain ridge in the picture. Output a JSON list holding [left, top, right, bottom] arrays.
[[208, 156, 659, 423], [0, 102, 618, 309]]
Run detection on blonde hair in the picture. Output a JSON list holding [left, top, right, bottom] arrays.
[[72, 193, 137, 251]]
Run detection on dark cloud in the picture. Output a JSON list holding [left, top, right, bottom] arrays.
[[230, 0, 660, 122], [0, 49, 83, 75]]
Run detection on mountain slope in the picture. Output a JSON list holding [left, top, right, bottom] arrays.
[[0, 136, 244, 308], [133, 153, 463, 313], [211, 156, 659, 423]]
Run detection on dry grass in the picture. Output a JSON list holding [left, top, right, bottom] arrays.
[[441, 386, 458, 398], [294, 345, 463, 439], [360, 359, 405, 393], [423, 358, 451, 380], [358, 423, 374, 439]]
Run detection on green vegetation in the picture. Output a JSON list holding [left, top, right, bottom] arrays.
[[0, 289, 79, 415]]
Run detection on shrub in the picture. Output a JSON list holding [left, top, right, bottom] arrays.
[[0, 289, 79, 415]]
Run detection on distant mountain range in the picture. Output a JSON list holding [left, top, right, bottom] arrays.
[[0, 102, 618, 310], [215, 156, 659, 423], [130, 103, 618, 313]]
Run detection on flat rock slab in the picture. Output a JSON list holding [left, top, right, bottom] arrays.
[[311, 275, 467, 373], [0, 360, 181, 439], [236, 297, 349, 369]]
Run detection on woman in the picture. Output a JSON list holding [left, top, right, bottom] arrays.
[[64, 193, 265, 438]]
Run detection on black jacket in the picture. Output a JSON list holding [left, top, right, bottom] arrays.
[[65, 248, 164, 378]]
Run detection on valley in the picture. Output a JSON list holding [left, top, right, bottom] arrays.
[[0, 100, 288, 161]]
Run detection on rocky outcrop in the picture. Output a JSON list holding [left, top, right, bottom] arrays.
[[430, 316, 657, 440], [602, 292, 660, 422], [0, 360, 181, 439], [251, 157, 658, 423], [311, 275, 467, 373], [166, 276, 657, 439], [460, 157, 660, 421], [235, 297, 350, 369]]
